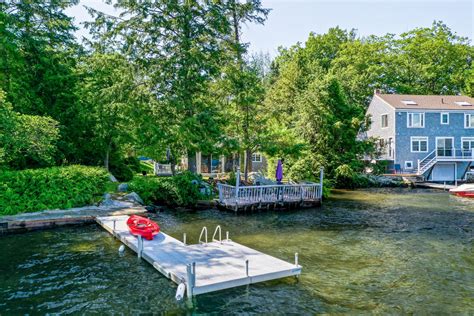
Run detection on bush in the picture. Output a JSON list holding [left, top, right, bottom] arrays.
[[129, 171, 204, 207], [0, 165, 110, 215], [109, 162, 134, 182]]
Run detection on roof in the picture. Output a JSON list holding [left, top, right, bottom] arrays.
[[375, 93, 474, 110]]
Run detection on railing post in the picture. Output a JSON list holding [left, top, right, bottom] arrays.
[[235, 167, 240, 205], [319, 167, 324, 202]]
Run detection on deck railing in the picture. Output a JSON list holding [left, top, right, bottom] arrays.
[[218, 182, 322, 205], [417, 148, 474, 175], [217, 183, 322, 205]]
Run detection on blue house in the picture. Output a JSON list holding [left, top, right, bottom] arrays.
[[366, 91, 474, 182]]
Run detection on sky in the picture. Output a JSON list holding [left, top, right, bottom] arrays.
[[66, 0, 473, 57]]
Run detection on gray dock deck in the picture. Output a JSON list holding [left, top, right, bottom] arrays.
[[96, 215, 301, 297]]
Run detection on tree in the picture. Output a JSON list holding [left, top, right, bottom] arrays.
[[0, 0, 82, 163], [86, 1, 234, 173], [219, 0, 269, 180], [75, 53, 144, 172]]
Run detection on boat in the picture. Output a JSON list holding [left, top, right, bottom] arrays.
[[126, 215, 160, 240], [449, 184, 474, 198]]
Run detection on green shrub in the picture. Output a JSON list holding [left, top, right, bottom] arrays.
[[129, 171, 204, 207], [0, 165, 110, 215], [110, 162, 134, 182]]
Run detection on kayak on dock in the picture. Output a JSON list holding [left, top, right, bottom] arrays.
[[126, 215, 160, 240], [449, 184, 474, 198]]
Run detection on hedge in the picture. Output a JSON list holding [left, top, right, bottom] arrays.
[[129, 171, 204, 207], [0, 165, 110, 215]]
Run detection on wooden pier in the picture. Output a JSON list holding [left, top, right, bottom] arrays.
[[217, 168, 324, 212], [96, 215, 301, 298]]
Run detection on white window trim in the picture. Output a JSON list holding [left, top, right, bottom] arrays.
[[381, 113, 389, 129], [251, 153, 262, 162], [407, 112, 425, 128], [461, 137, 474, 150], [465, 113, 474, 128], [405, 161, 413, 169], [410, 136, 429, 153], [440, 112, 449, 125]]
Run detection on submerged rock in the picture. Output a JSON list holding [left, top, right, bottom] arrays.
[[124, 192, 144, 205]]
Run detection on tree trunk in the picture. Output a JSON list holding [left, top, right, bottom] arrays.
[[104, 140, 112, 171], [244, 148, 252, 181]]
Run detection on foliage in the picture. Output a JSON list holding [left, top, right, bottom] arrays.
[[75, 53, 145, 172], [0, 165, 109, 215], [129, 172, 204, 207], [0, 0, 81, 162], [0, 89, 60, 169]]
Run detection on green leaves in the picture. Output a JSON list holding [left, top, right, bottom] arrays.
[[0, 165, 109, 215]]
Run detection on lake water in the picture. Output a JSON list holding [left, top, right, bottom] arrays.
[[0, 188, 473, 314]]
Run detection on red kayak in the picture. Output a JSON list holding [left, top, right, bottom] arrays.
[[126, 215, 160, 240]]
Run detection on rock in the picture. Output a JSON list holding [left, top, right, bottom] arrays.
[[145, 205, 163, 213], [118, 183, 129, 192], [124, 192, 144, 205], [99, 193, 125, 208], [109, 174, 118, 182]]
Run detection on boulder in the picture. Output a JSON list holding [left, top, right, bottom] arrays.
[[100, 193, 125, 208], [124, 192, 144, 205], [109, 174, 118, 182], [118, 183, 129, 192]]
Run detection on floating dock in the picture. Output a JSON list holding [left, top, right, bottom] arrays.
[[96, 215, 301, 298]]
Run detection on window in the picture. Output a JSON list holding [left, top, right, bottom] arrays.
[[407, 112, 424, 128], [440, 112, 449, 125], [462, 137, 474, 155], [405, 161, 413, 169], [465, 114, 474, 128], [252, 153, 262, 162], [411, 137, 428, 153], [381, 114, 388, 128]]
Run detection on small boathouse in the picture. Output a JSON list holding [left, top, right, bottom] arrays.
[[217, 168, 324, 212]]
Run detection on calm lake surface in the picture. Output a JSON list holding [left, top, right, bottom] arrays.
[[1, 188, 473, 314]]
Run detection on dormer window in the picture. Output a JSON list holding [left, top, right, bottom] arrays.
[[455, 101, 472, 106], [402, 100, 417, 106]]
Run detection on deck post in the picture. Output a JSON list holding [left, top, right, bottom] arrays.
[[245, 259, 249, 277], [235, 167, 241, 206], [113, 220, 116, 232], [295, 252, 298, 266], [183, 233, 187, 246], [319, 167, 324, 202]]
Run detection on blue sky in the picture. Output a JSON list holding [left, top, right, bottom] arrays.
[[67, 0, 473, 57]]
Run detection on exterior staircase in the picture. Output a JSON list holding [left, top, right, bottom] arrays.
[[416, 148, 474, 176]]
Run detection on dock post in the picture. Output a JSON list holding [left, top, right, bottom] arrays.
[[186, 264, 193, 298], [113, 220, 116, 232], [226, 231, 229, 241], [137, 235, 143, 259], [183, 233, 187, 246], [245, 259, 249, 277], [295, 252, 299, 266]]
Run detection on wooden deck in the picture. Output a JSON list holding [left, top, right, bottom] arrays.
[[96, 215, 301, 298], [217, 168, 323, 212]]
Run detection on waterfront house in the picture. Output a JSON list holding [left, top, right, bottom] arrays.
[[366, 91, 474, 182], [183, 152, 267, 177]]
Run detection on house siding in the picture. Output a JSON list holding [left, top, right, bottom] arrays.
[[395, 110, 474, 174], [366, 95, 396, 160]]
